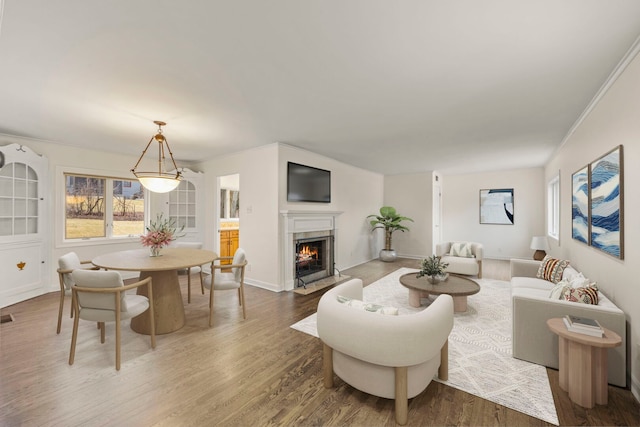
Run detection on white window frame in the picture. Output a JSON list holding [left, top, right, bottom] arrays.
[[57, 166, 149, 247], [547, 172, 560, 242]]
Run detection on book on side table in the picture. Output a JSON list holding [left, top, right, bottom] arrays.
[[562, 315, 604, 337]]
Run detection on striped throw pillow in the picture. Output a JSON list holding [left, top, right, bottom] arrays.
[[536, 255, 570, 284], [563, 286, 599, 305]]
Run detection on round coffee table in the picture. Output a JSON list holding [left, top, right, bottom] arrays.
[[399, 272, 480, 312]]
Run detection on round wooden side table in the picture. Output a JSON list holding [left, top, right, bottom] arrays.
[[546, 317, 622, 408]]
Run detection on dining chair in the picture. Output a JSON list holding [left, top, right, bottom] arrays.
[[56, 252, 99, 334], [69, 269, 156, 371], [174, 241, 206, 303], [203, 248, 247, 327]]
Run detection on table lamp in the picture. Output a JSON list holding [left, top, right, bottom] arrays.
[[530, 236, 549, 261]]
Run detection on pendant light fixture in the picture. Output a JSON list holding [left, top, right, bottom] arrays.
[[131, 120, 182, 193]]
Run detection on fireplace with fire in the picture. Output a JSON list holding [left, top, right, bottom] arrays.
[[295, 235, 334, 288]]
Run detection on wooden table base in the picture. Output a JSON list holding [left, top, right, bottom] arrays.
[[408, 289, 468, 312], [131, 270, 185, 335], [548, 318, 622, 409], [558, 336, 609, 407]]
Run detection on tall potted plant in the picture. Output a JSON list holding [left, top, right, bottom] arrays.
[[367, 206, 413, 262]]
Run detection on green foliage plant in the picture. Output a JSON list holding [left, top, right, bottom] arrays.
[[367, 206, 413, 251], [416, 255, 449, 279]]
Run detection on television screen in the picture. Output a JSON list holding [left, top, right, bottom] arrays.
[[287, 162, 331, 203]]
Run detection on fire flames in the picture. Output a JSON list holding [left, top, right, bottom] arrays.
[[297, 245, 318, 261]]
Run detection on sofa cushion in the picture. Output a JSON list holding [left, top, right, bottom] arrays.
[[336, 295, 399, 315], [440, 255, 479, 275], [563, 286, 599, 305], [511, 276, 555, 291], [450, 242, 474, 258], [536, 256, 570, 284]]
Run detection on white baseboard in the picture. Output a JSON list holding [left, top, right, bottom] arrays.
[[632, 375, 640, 404], [244, 278, 282, 293]]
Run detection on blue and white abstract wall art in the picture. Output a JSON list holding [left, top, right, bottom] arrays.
[[479, 188, 514, 225], [571, 165, 589, 244], [589, 145, 624, 259]]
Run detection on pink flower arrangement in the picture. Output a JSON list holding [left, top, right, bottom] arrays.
[[140, 213, 184, 248]]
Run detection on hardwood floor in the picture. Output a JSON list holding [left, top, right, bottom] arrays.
[[1, 258, 638, 426]]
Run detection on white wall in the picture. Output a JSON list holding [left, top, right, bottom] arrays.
[[196, 144, 281, 291], [195, 143, 384, 291], [545, 50, 640, 397], [441, 168, 545, 259], [383, 172, 434, 258], [278, 144, 384, 272]]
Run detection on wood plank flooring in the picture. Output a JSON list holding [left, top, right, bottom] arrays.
[[0, 258, 638, 426]]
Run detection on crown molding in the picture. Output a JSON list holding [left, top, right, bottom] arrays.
[[558, 34, 640, 151]]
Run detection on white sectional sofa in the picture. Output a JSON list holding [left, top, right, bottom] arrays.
[[510, 258, 626, 387]]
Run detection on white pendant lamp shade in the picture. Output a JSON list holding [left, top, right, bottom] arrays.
[[136, 174, 181, 193], [131, 121, 182, 193]]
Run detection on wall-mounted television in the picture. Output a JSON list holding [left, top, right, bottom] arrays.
[[287, 162, 331, 203]]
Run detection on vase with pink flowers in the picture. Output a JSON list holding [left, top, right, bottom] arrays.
[[140, 213, 184, 257]]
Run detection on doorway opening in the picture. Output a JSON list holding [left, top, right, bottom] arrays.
[[218, 174, 240, 265]]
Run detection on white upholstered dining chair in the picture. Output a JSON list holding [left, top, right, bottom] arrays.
[[174, 241, 206, 303], [69, 269, 156, 371], [202, 248, 248, 327], [56, 252, 99, 334]]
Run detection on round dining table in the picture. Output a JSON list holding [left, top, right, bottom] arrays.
[[92, 248, 218, 335]]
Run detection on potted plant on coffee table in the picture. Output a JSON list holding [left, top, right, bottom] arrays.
[[367, 206, 413, 262], [416, 255, 449, 284]]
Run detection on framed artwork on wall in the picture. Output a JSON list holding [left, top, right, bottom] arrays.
[[571, 165, 589, 244], [589, 145, 624, 259], [479, 188, 514, 225]]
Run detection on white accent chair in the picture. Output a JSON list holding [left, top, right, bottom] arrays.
[[317, 279, 454, 425], [174, 241, 205, 303], [203, 248, 248, 327], [69, 269, 156, 371], [56, 252, 99, 334], [436, 242, 483, 278]]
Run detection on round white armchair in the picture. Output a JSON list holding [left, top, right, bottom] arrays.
[[317, 278, 453, 425]]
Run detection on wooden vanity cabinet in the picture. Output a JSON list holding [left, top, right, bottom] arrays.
[[220, 229, 239, 265]]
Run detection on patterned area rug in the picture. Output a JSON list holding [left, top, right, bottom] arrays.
[[290, 267, 559, 425]]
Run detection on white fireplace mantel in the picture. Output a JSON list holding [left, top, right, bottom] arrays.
[[281, 210, 343, 291]]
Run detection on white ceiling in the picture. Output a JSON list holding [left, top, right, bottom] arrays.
[[1, 1, 640, 175]]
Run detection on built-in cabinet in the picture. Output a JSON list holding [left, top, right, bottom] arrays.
[[219, 229, 239, 264], [0, 143, 48, 308]]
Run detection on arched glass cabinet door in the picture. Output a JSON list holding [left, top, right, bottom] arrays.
[[0, 162, 39, 236], [0, 143, 48, 308]]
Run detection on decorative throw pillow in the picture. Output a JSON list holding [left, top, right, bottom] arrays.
[[337, 295, 399, 315], [450, 242, 474, 258], [536, 255, 570, 284], [563, 286, 599, 305], [568, 273, 592, 289], [561, 265, 580, 282], [549, 280, 571, 299]]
